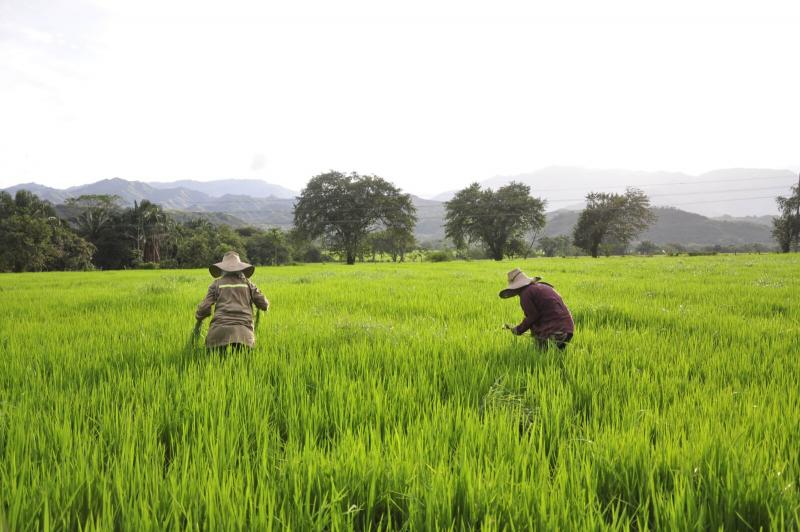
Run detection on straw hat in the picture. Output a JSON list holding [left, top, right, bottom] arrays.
[[499, 268, 540, 298], [209, 251, 255, 278]]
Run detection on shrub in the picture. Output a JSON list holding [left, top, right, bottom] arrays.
[[426, 250, 453, 262]]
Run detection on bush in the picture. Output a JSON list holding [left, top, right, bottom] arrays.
[[426, 250, 453, 262]]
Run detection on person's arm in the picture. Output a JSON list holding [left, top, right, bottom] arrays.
[[249, 282, 270, 311], [196, 282, 217, 321], [513, 291, 539, 335]]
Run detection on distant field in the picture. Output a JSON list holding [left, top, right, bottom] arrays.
[[1, 255, 799, 530]]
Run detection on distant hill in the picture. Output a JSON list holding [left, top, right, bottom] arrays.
[[2, 178, 295, 210], [2, 176, 782, 246], [167, 210, 250, 228], [148, 179, 296, 199], [712, 214, 775, 227], [544, 207, 774, 246], [184, 194, 448, 240], [2, 178, 448, 239], [3, 183, 70, 204], [432, 166, 796, 218]]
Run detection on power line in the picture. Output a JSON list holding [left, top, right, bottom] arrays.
[[543, 185, 789, 203], [175, 187, 784, 221], [134, 175, 798, 207], [529, 173, 796, 193], [174, 193, 778, 224], [177, 186, 786, 215]]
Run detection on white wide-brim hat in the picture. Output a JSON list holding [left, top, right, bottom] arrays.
[[209, 251, 254, 278], [499, 268, 540, 298]]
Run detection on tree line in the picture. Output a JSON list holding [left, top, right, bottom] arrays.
[[3, 170, 797, 272], [772, 175, 800, 252]]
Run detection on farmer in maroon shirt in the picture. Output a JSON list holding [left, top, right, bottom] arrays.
[[500, 268, 574, 349]]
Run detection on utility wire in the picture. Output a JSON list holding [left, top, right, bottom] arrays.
[[179, 194, 778, 224], [526, 173, 796, 193], [147, 175, 797, 207], [173, 188, 784, 222]]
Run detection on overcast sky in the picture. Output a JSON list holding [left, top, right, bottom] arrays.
[[1, 0, 799, 197]]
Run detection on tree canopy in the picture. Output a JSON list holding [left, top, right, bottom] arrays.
[[772, 178, 800, 252], [444, 182, 546, 260], [293, 171, 417, 264], [0, 190, 95, 272], [572, 188, 656, 258]]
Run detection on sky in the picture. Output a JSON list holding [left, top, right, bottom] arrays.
[[1, 0, 799, 197]]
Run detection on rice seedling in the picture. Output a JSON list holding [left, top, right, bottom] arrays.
[[1, 254, 798, 530]]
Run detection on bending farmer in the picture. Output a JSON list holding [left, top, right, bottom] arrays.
[[195, 251, 269, 351], [500, 268, 574, 349]]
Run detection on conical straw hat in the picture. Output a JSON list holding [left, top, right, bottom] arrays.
[[498, 268, 540, 298], [209, 251, 255, 278]]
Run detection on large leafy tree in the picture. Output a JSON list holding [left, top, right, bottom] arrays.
[[293, 171, 416, 265], [572, 188, 656, 258], [772, 177, 800, 252], [444, 182, 546, 261]]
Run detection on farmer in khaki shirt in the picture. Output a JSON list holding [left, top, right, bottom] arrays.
[[195, 251, 269, 351]]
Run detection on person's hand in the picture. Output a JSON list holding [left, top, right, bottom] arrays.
[[503, 323, 518, 335]]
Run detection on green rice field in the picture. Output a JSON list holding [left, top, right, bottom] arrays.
[[1, 254, 799, 530]]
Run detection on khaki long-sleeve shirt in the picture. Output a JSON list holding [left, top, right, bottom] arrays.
[[196, 273, 269, 347]]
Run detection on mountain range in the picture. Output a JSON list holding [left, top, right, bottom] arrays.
[[3, 167, 789, 246], [434, 166, 796, 218]]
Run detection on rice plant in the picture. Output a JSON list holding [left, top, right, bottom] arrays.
[[1, 254, 798, 530]]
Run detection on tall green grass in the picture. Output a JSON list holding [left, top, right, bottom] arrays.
[[1, 255, 798, 530]]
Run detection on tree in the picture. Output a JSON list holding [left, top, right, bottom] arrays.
[[0, 190, 94, 272], [772, 176, 800, 252], [444, 182, 546, 261], [175, 220, 247, 268], [125, 200, 171, 264], [65, 195, 122, 241], [245, 228, 293, 265], [65, 194, 131, 269], [287, 228, 326, 263], [48, 221, 96, 270], [572, 188, 656, 258], [369, 227, 416, 262], [635, 240, 660, 255], [293, 171, 417, 265]]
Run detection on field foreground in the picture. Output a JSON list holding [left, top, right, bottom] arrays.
[[1, 255, 799, 530]]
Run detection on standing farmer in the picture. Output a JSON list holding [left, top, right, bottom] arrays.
[[195, 251, 269, 351], [500, 268, 574, 349]]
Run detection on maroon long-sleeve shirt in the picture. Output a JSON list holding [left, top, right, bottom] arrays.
[[514, 282, 574, 338]]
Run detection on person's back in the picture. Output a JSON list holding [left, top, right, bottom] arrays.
[[195, 252, 269, 350], [518, 282, 574, 339], [500, 268, 575, 349], [210, 273, 260, 328]]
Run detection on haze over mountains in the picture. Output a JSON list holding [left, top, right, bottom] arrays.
[[3, 166, 792, 246], [434, 167, 796, 218]]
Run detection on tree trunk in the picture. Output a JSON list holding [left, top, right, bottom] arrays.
[[590, 242, 600, 258], [346, 249, 356, 265]]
